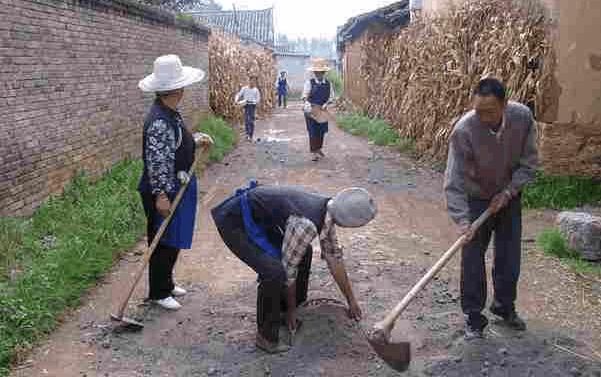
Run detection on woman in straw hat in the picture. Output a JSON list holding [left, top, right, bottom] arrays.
[[138, 54, 212, 311], [302, 58, 335, 161], [211, 183, 376, 353]]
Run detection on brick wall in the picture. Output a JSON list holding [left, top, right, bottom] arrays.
[[342, 35, 369, 110], [0, 0, 210, 216]]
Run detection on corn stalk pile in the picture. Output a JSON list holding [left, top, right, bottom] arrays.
[[209, 31, 276, 122], [359, 0, 554, 161]]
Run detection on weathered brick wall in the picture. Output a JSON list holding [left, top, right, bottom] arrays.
[[0, 0, 210, 216]]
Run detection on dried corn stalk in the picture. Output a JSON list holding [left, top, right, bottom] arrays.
[[209, 31, 276, 122], [357, 0, 553, 161]]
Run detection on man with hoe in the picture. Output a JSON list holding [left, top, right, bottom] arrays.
[[444, 77, 539, 339]]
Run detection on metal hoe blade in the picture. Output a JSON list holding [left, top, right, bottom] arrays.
[[110, 313, 144, 331], [367, 336, 411, 372]]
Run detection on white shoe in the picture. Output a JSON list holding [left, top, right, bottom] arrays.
[[171, 286, 187, 297], [154, 296, 182, 310]]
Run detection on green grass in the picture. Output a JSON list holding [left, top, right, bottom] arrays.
[[537, 229, 601, 277], [0, 160, 145, 376], [0, 119, 236, 375], [197, 115, 237, 162], [326, 70, 343, 96], [523, 172, 601, 209], [337, 113, 415, 153], [0, 218, 26, 282]]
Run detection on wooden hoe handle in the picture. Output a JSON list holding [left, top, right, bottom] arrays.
[[374, 208, 493, 333]]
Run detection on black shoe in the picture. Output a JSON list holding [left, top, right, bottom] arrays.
[[464, 325, 484, 340], [490, 305, 527, 331], [464, 312, 488, 340]]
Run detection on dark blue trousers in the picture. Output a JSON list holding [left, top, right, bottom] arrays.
[[462, 196, 522, 330], [211, 207, 312, 343], [244, 104, 256, 138], [278, 93, 287, 107]]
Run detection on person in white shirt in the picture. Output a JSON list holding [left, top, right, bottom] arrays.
[[235, 76, 261, 141], [302, 59, 335, 161]]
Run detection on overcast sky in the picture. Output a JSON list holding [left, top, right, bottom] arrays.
[[214, 0, 397, 39]]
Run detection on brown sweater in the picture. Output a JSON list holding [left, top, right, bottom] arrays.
[[444, 101, 539, 225]]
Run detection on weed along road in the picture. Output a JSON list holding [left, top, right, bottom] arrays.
[[12, 104, 601, 376]]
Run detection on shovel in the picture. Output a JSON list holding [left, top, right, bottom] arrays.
[[367, 208, 493, 371], [111, 140, 211, 330]]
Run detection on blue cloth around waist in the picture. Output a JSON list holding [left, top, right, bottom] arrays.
[[149, 178, 198, 250], [305, 115, 329, 138], [236, 181, 282, 260]]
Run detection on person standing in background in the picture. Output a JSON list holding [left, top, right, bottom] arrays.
[[276, 71, 289, 108], [235, 75, 261, 142], [302, 59, 335, 162]]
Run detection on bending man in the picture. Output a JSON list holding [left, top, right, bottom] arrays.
[[211, 183, 376, 353]]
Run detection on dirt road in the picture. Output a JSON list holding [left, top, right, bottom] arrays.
[[12, 104, 601, 376]]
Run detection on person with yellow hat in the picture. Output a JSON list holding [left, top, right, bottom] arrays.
[[302, 58, 335, 161]]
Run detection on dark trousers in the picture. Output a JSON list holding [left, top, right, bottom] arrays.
[[244, 104, 256, 138], [461, 196, 522, 330], [309, 136, 324, 152], [304, 114, 325, 153], [140, 190, 181, 300], [278, 93, 287, 108], [214, 219, 312, 343]]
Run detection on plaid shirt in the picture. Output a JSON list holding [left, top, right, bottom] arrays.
[[281, 210, 343, 286]]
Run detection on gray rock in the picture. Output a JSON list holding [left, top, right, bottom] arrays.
[[557, 212, 601, 261]]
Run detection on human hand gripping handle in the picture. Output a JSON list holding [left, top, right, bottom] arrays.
[[459, 190, 511, 241], [156, 193, 171, 218]]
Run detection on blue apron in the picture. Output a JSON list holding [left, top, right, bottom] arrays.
[[236, 180, 282, 260], [151, 178, 198, 249]]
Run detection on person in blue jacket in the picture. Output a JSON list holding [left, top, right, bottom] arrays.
[[276, 70, 289, 108], [138, 54, 212, 311], [211, 183, 377, 353]]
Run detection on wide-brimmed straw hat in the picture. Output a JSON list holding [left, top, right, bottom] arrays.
[[139, 54, 205, 92], [328, 188, 377, 228], [307, 58, 331, 72]]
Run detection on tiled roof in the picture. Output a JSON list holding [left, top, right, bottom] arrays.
[[274, 44, 310, 56], [337, 1, 410, 51], [188, 8, 274, 47]]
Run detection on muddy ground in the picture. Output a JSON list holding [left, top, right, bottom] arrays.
[[11, 103, 601, 376]]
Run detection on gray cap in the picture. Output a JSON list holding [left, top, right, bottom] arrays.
[[328, 188, 377, 228]]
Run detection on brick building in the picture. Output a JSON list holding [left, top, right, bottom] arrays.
[[188, 7, 275, 48], [0, 0, 210, 216], [336, 1, 411, 109], [418, 0, 601, 176]]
